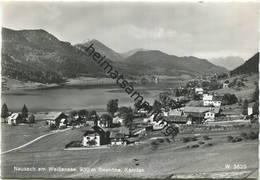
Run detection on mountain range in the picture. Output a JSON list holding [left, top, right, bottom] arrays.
[[2, 27, 230, 83], [231, 52, 259, 75], [209, 56, 244, 70]]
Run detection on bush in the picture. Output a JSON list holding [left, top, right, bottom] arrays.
[[204, 143, 213, 147], [191, 137, 198, 141], [165, 138, 171, 143], [240, 132, 248, 139], [157, 138, 165, 143], [182, 137, 192, 143], [232, 137, 242, 143], [182, 137, 190, 143], [65, 141, 82, 148], [190, 144, 199, 148], [198, 141, 205, 145], [203, 135, 211, 140], [248, 132, 258, 140], [151, 141, 159, 151], [227, 136, 234, 142], [49, 123, 57, 130]]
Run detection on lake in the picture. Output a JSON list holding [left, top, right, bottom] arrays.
[[2, 86, 163, 113]]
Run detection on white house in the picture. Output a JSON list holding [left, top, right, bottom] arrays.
[[203, 94, 213, 101], [203, 94, 222, 107], [204, 107, 221, 120], [223, 80, 230, 88], [143, 114, 156, 123], [82, 131, 101, 146], [112, 116, 124, 125], [151, 120, 168, 130], [204, 111, 215, 120], [248, 107, 253, 116], [195, 88, 204, 95], [82, 126, 108, 147], [163, 108, 184, 117], [7, 113, 22, 125]]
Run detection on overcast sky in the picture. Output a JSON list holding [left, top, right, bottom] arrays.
[[1, 2, 259, 60]]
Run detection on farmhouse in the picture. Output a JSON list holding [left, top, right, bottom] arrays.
[[166, 115, 188, 124], [7, 113, 22, 125], [204, 107, 220, 120], [45, 112, 68, 129], [82, 126, 109, 147], [110, 132, 127, 145]]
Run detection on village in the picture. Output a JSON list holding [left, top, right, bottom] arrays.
[[2, 72, 259, 150]]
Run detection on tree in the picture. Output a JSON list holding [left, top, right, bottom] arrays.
[[21, 104, 28, 119], [222, 93, 238, 105], [89, 110, 99, 126], [28, 114, 35, 126], [134, 100, 143, 111], [78, 109, 89, 123], [100, 114, 113, 127], [242, 99, 249, 115], [70, 110, 78, 117], [1, 103, 9, 122], [78, 109, 88, 117], [118, 107, 134, 128], [152, 100, 162, 114], [238, 98, 243, 106], [107, 99, 118, 116], [252, 85, 259, 102], [253, 101, 259, 115], [175, 89, 180, 97]]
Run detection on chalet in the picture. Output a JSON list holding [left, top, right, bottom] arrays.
[[204, 107, 220, 120], [7, 113, 22, 125], [110, 132, 127, 145], [45, 112, 68, 129], [82, 126, 109, 147], [195, 88, 204, 95], [166, 115, 188, 124]]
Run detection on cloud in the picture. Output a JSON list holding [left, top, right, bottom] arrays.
[[128, 25, 192, 41]]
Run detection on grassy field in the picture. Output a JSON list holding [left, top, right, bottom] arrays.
[[1, 125, 258, 179], [1, 121, 51, 152], [213, 74, 258, 101]]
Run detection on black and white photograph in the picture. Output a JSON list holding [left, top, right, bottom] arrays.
[[1, 1, 259, 179]]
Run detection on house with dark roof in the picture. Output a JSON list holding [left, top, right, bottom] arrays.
[[7, 113, 22, 125], [109, 126, 130, 145], [184, 106, 220, 124], [109, 132, 127, 145], [45, 112, 68, 129]]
